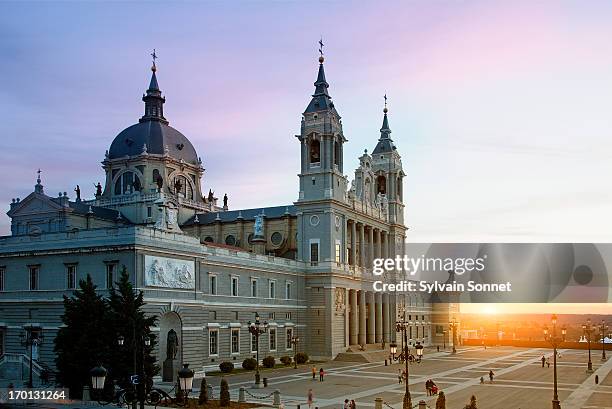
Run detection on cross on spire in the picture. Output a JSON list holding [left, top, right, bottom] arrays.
[[318, 37, 324, 57], [151, 49, 157, 71], [383, 93, 388, 114], [36, 169, 41, 184]]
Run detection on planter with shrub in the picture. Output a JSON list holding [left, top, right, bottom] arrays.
[[219, 361, 234, 373], [295, 352, 309, 364], [280, 356, 292, 366], [242, 358, 257, 370]]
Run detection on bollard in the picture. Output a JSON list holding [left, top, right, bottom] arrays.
[[273, 390, 281, 407], [418, 400, 427, 409], [239, 387, 246, 403], [263, 377, 269, 388], [595, 375, 599, 384], [375, 397, 383, 409], [82, 386, 90, 401]]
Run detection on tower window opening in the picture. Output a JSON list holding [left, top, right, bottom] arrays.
[[309, 139, 320, 164], [377, 175, 386, 195]]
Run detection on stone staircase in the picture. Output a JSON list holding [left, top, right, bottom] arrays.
[[334, 344, 390, 363]]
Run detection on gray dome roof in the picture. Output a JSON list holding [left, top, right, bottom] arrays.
[[108, 121, 199, 165]]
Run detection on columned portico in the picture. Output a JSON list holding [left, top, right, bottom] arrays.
[[382, 292, 390, 343]]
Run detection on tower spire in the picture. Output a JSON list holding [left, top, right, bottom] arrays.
[[304, 38, 337, 114], [372, 94, 396, 154], [34, 169, 44, 194], [140, 49, 167, 124]]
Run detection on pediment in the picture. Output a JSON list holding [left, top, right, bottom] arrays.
[[7, 193, 66, 218]]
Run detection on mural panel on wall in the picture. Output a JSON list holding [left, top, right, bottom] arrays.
[[144, 255, 195, 289]]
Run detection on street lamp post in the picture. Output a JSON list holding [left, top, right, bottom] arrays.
[[599, 320, 608, 361], [177, 364, 195, 405], [583, 319, 594, 373], [395, 304, 412, 409], [19, 326, 43, 389], [291, 335, 300, 369], [442, 330, 447, 350], [118, 321, 151, 409], [449, 318, 459, 354], [544, 314, 564, 409], [248, 313, 269, 388]]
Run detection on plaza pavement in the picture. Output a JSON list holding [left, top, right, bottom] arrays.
[[196, 346, 612, 409]]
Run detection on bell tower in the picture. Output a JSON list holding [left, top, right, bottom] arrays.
[[296, 44, 348, 203], [371, 96, 405, 225]]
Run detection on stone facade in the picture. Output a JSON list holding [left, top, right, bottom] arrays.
[[0, 52, 451, 382]]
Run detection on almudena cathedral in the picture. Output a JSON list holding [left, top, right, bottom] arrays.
[[0, 51, 454, 382]]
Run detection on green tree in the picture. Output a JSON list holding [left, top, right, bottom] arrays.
[[220, 377, 230, 407], [107, 266, 159, 390], [54, 275, 112, 398], [198, 377, 208, 404]]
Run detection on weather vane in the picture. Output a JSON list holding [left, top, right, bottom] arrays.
[[36, 168, 41, 184], [384, 93, 387, 108], [318, 37, 324, 57]]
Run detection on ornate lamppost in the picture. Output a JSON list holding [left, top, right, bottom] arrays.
[[583, 319, 593, 373], [291, 335, 300, 369], [395, 304, 411, 409], [20, 325, 43, 388], [177, 364, 195, 405], [117, 329, 151, 409], [544, 314, 564, 409], [599, 320, 608, 361], [248, 313, 269, 388], [449, 318, 459, 354]]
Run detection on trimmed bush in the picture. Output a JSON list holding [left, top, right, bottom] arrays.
[[262, 356, 276, 368], [242, 358, 257, 370], [295, 352, 309, 364], [280, 356, 292, 366], [198, 377, 208, 404], [220, 377, 230, 407], [219, 361, 234, 373]]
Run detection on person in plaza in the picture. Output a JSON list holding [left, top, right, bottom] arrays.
[[546, 357, 550, 368], [319, 367, 325, 381], [344, 399, 350, 409], [398, 368, 403, 384], [430, 380, 438, 395], [425, 379, 431, 395], [312, 365, 317, 380], [541, 355, 546, 367], [350, 399, 356, 409], [480, 376, 484, 384], [489, 370, 495, 382], [307, 389, 314, 409]]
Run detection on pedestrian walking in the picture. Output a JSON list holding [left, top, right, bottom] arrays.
[[344, 399, 349, 409], [350, 399, 356, 409], [489, 370, 494, 382], [312, 365, 316, 381], [307, 389, 314, 409], [425, 379, 432, 396], [546, 357, 550, 368], [398, 369, 403, 384], [319, 367, 325, 381], [480, 376, 484, 384], [541, 355, 545, 367]]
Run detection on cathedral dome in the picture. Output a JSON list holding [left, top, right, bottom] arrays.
[[108, 121, 199, 165], [108, 63, 199, 166]]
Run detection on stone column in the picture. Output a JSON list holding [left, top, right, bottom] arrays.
[[349, 289, 358, 345], [359, 223, 365, 267], [375, 292, 383, 343], [345, 288, 350, 347], [358, 290, 367, 346], [374, 229, 380, 260], [382, 293, 390, 343], [368, 226, 374, 270], [350, 220, 356, 266], [367, 292, 375, 344], [382, 231, 388, 259]]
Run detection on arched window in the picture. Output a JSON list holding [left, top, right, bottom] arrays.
[[114, 171, 140, 195], [397, 177, 402, 200], [376, 175, 386, 194], [334, 140, 341, 166], [172, 175, 194, 199], [309, 138, 320, 164]]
